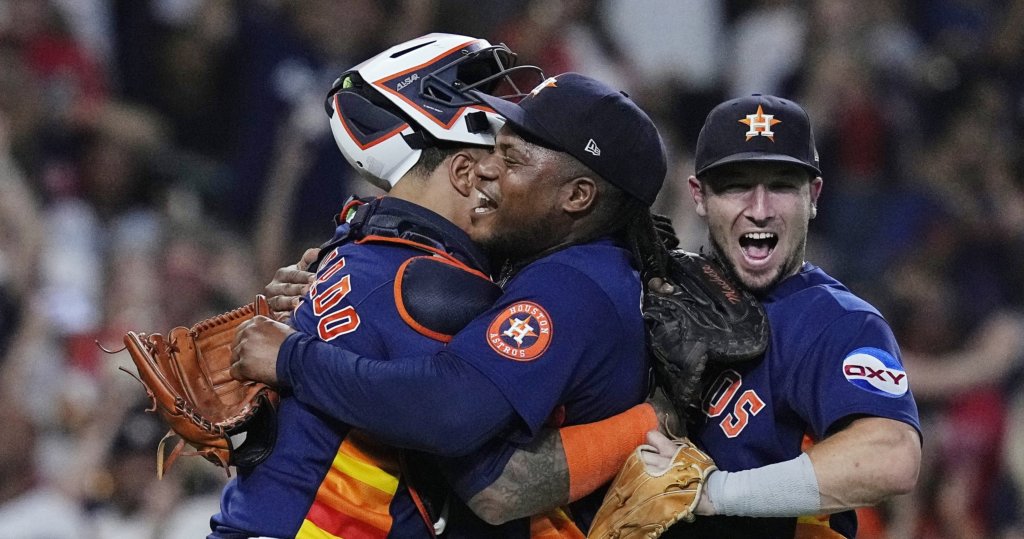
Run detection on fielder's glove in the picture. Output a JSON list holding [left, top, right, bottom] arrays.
[[644, 251, 769, 423], [120, 296, 279, 477], [588, 437, 717, 539]]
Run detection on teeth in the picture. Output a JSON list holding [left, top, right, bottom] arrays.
[[743, 232, 776, 240], [477, 189, 493, 204], [474, 207, 489, 214]]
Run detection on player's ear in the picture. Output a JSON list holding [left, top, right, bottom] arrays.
[[809, 176, 824, 209], [560, 176, 598, 214], [688, 176, 707, 217], [447, 150, 479, 197]]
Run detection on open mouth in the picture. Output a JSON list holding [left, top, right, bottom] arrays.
[[739, 232, 778, 261], [474, 188, 497, 215]]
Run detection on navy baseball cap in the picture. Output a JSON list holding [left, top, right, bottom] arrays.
[[695, 94, 821, 177], [473, 73, 667, 206]]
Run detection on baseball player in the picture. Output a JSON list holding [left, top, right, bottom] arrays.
[[218, 35, 667, 538], [648, 94, 922, 538]]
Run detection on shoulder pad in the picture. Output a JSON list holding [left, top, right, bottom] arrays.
[[396, 256, 501, 342]]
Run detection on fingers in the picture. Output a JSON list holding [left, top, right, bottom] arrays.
[[645, 430, 678, 453], [272, 267, 316, 288], [265, 263, 315, 316], [266, 283, 308, 312], [233, 318, 253, 355], [297, 247, 321, 272], [640, 450, 673, 471], [231, 319, 253, 378], [647, 277, 676, 294]]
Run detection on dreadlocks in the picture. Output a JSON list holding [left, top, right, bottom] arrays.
[[583, 176, 673, 284]]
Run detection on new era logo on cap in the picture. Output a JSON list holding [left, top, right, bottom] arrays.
[[695, 94, 821, 177], [585, 139, 601, 156]]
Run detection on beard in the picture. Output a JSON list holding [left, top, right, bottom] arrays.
[[476, 219, 560, 270], [708, 235, 805, 297]]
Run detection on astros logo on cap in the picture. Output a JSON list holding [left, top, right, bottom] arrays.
[[487, 301, 553, 361], [739, 105, 781, 141]]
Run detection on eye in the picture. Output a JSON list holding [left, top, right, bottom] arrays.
[[768, 181, 800, 192], [715, 182, 749, 194]]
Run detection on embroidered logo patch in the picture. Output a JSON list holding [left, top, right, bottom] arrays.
[[842, 347, 909, 398], [487, 302, 553, 361]]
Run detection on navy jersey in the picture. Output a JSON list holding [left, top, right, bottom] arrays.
[[212, 198, 489, 539], [668, 264, 921, 539], [269, 237, 649, 538], [438, 238, 650, 536]]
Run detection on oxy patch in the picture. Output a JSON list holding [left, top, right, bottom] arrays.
[[842, 347, 908, 398], [486, 302, 553, 361]]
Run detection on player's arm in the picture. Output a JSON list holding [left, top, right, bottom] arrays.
[[274, 330, 520, 457], [694, 312, 922, 517], [690, 416, 920, 517], [462, 402, 658, 525], [805, 416, 920, 512]]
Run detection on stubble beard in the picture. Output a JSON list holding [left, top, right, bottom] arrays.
[[476, 218, 557, 269], [708, 235, 806, 297]]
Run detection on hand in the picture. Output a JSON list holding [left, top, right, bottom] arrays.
[[264, 247, 319, 320], [647, 276, 676, 295], [694, 480, 716, 516], [230, 315, 296, 386], [639, 430, 678, 472], [640, 431, 718, 517]]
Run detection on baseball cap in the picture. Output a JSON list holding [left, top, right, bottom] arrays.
[[473, 73, 667, 206], [695, 94, 821, 177]]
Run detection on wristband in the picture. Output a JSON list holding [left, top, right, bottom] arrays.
[[704, 452, 820, 517]]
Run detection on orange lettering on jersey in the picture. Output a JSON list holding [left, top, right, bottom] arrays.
[[720, 389, 765, 438], [486, 302, 553, 361], [307, 255, 361, 341]]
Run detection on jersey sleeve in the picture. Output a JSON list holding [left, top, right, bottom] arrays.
[[442, 261, 629, 439], [788, 311, 921, 439]]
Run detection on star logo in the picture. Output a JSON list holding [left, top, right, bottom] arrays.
[[529, 77, 559, 97], [738, 105, 781, 141], [487, 302, 553, 361], [502, 316, 537, 346]]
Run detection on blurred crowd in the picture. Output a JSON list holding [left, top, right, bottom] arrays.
[[0, 1, 1022, 538]]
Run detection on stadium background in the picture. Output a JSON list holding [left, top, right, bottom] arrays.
[[0, 1, 1021, 537]]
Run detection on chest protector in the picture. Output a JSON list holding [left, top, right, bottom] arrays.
[[315, 197, 501, 342]]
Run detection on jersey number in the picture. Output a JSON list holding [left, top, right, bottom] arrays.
[[703, 370, 765, 438], [310, 250, 361, 341]]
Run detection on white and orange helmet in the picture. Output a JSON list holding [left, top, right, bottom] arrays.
[[325, 33, 543, 191]]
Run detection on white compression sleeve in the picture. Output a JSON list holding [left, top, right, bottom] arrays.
[[704, 452, 821, 517]]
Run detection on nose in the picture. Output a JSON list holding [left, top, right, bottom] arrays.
[[744, 184, 774, 225], [474, 152, 500, 185]]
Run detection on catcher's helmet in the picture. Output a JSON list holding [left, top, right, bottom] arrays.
[[326, 33, 544, 191]]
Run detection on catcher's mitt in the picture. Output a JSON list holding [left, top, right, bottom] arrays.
[[588, 437, 717, 539], [120, 295, 279, 477], [645, 250, 768, 422]]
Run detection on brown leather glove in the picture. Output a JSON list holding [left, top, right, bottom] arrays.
[[588, 437, 717, 539], [121, 296, 279, 477]]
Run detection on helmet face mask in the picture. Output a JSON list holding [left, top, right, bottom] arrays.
[[326, 33, 544, 190], [419, 43, 542, 108]]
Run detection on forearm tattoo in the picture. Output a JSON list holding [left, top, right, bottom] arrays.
[[467, 430, 570, 523]]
